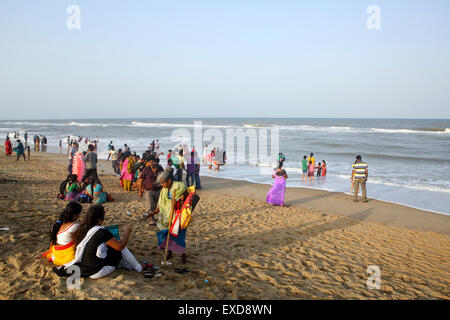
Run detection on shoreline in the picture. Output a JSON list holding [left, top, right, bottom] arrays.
[[39, 149, 450, 236], [4, 141, 450, 217]]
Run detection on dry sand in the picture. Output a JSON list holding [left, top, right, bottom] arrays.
[[0, 149, 449, 300]]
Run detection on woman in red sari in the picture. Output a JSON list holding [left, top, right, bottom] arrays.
[[4, 136, 12, 156]]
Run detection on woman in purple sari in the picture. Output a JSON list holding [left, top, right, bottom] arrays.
[[266, 164, 288, 206]]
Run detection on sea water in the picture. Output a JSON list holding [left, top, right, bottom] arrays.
[[1, 118, 449, 215]]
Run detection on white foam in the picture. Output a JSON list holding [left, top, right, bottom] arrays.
[[130, 121, 232, 129], [371, 128, 449, 134]]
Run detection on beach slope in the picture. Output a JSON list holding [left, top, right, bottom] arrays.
[[0, 150, 449, 299]]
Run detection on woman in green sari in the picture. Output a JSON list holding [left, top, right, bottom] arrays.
[[64, 174, 81, 201], [148, 168, 187, 264]]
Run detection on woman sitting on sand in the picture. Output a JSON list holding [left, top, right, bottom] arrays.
[[53, 204, 143, 279], [85, 177, 110, 205], [266, 163, 288, 207], [64, 174, 81, 201], [43, 202, 82, 266], [147, 168, 187, 264]]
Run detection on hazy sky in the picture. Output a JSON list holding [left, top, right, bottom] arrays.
[[1, 0, 449, 119]]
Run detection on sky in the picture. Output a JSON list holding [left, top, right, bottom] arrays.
[[1, 0, 449, 119]]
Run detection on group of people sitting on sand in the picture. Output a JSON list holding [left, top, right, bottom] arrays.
[[58, 173, 113, 204], [44, 202, 144, 279]]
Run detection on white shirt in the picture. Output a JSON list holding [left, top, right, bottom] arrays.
[[56, 223, 79, 245]]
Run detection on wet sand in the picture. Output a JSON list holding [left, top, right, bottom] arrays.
[[0, 149, 449, 299]]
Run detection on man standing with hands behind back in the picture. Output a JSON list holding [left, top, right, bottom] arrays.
[[352, 155, 368, 202]]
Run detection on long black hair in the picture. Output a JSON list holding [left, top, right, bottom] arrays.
[[50, 202, 83, 245], [72, 205, 105, 245]]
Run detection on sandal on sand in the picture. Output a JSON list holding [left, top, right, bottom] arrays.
[[175, 268, 190, 274], [144, 269, 162, 278]]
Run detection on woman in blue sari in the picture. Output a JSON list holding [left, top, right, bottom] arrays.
[[86, 178, 108, 204]]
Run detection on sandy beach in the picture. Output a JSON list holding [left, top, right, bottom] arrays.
[[0, 149, 449, 300]]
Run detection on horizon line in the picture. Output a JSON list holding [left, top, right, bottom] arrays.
[[2, 117, 450, 121]]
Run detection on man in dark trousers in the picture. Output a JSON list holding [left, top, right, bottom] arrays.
[[82, 144, 101, 185]]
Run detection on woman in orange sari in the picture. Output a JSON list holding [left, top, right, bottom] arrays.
[[43, 202, 82, 266], [4, 136, 12, 156]]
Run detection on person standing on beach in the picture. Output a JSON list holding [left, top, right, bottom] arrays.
[[4, 136, 12, 156], [185, 150, 196, 188], [194, 150, 202, 189], [307, 160, 315, 182], [316, 162, 322, 177], [24, 132, 28, 144], [13, 140, 26, 161], [202, 145, 209, 164], [278, 153, 286, 167], [307, 153, 315, 167], [66, 136, 71, 154], [109, 146, 118, 173], [68, 142, 78, 173], [107, 141, 113, 160], [150, 140, 155, 152], [120, 152, 134, 191], [351, 155, 368, 202], [82, 144, 100, 185], [321, 160, 327, 177], [147, 169, 188, 264], [140, 156, 164, 225], [174, 150, 185, 182], [266, 163, 288, 207], [167, 149, 172, 162], [301, 155, 308, 181]]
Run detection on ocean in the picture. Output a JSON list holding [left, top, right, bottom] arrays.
[[2, 118, 450, 215]]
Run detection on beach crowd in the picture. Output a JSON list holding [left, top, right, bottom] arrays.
[[3, 132, 368, 282]]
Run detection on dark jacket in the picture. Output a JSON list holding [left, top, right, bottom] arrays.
[[140, 165, 164, 191]]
